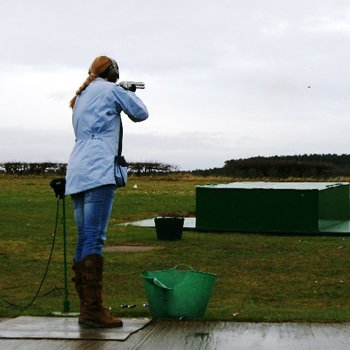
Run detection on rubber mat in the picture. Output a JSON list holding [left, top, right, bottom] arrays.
[[0, 316, 151, 341]]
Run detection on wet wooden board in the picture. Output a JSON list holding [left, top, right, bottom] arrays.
[[1, 319, 350, 349], [138, 320, 350, 350]]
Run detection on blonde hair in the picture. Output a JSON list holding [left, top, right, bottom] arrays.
[[69, 56, 114, 109]]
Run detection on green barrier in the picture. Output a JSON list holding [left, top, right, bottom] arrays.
[[141, 264, 217, 318]]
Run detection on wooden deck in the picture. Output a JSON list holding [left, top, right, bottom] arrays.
[[1, 318, 350, 349]]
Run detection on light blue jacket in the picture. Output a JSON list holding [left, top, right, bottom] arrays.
[[65, 78, 148, 195]]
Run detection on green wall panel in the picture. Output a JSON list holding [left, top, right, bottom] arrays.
[[196, 182, 350, 233]]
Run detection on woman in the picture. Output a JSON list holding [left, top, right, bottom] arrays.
[[65, 56, 148, 328]]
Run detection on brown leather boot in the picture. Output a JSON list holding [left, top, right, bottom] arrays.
[[79, 254, 123, 328]]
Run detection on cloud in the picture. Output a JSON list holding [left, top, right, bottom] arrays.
[[0, 113, 349, 171], [1, 0, 350, 170], [0, 127, 74, 162]]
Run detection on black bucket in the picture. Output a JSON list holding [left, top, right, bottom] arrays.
[[154, 217, 184, 241]]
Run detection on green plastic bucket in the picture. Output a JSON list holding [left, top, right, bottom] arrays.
[[141, 264, 217, 318], [154, 216, 184, 240]]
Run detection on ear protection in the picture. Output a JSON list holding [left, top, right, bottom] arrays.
[[96, 58, 119, 82], [106, 59, 119, 83]]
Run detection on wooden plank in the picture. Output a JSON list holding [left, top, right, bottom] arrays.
[[2, 320, 350, 349]]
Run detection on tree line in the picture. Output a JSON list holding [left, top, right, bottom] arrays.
[[2, 154, 350, 178], [192, 154, 350, 178], [0, 161, 178, 175]]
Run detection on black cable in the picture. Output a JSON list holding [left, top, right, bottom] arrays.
[[20, 199, 59, 311], [0, 199, 60, 311]]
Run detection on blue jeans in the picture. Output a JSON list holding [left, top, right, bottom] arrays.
[[71, 185, 116, 262]]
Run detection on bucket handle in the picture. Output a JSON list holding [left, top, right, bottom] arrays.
[[144, 276, 174, 291], [170, 264, 195, 271]]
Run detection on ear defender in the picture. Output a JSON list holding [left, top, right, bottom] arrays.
[[97, 58, 119, 82], [107, 59, 119, 83]]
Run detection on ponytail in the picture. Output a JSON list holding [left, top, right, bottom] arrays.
[[69, 74, 96, 108], [69, 56, 115, 109]]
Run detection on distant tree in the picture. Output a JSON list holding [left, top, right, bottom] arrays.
[[0, 161, 177, 176], [192, 154, 350, 178], [0, 162, 67, 175], [191, 167, 224, 176], [128, 161, 178, 175], [223, 158, 335, 178]]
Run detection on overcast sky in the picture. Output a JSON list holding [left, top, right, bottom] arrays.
[[0, 0, 349, 170]]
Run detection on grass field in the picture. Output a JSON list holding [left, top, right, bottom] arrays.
[[1, 174, 350, 322]]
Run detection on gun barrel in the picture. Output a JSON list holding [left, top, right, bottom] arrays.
[[131, 81, 145, 89]]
